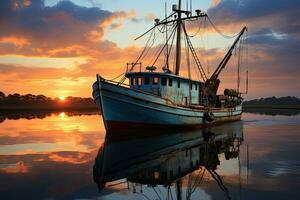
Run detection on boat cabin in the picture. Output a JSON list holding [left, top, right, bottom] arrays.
[[125, 72, 204, 105]]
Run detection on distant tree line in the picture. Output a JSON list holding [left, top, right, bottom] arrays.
[[0, 91, 97, 110], [244, 96, 300, 105]]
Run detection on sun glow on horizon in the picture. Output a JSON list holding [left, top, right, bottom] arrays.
[[59, 96, 65, 101]]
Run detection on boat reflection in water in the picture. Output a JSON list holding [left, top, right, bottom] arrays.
[[93, 121, 244, 200]]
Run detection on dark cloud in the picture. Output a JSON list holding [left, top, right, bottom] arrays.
[[206, 0, 300, 98], [0, 0, 130, 50], [208, 0, 300, 38]]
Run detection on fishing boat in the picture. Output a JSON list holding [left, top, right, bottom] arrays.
[[92, 0, 248, 132]]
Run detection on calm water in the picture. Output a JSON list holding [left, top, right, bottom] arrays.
[[0, 111, 299, 200]]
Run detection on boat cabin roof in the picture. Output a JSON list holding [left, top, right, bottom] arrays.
[[125, 72, 204, 84]]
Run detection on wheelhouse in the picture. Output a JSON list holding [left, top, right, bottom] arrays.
[[125, 72, 204, 105]]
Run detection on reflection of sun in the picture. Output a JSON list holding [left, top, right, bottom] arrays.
[[59, 96, 65, 101], [59, 112, 65, 118]]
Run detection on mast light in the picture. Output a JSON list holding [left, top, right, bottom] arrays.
[[195, 9, 202, 16], [154, 18, 160, 25]]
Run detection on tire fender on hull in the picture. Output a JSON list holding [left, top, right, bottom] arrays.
[[204, 111, 215, 122]]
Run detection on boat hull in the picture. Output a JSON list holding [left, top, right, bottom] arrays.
[[92, 79, 242, 132]]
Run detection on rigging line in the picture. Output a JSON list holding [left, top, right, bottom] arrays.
[[184, 30, 191, 80], [165, 0, 169, 70], [207, 16, 240, 39], [134, 12, 176, 41], [156, 185, 162, 194], [157, 23, 174, 33], [169, 186, 174, 200], [191, 168, 206, 193], [182, 23, 207, 81], [207, 169, 231, 200], [204, 16, 210, 76], [151, 24, 177, 67], [148, 39, 166, 67], [109, 71, 125, 81], [187, 17, 204, 38], [135, 192, 152, 200], [130, 27, 155, 70], [190, 168, 205, 195], [119, 28, 156, 83], [184, 29, 192, 104], [166, 25, 177, 65], [211, 169, 230, 195], [140, 28, 157, 62], [152, 187, 162, 200], [237, 38, 243, 93]]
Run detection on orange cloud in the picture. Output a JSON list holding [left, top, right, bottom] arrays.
[[0, 36, 30, 47]]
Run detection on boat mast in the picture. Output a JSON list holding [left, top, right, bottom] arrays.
[[175, 0, 182, 75]]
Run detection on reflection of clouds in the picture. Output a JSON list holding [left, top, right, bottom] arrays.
[[266, 160, 300, 177], [0, 113, 105, 154], [0, 152, 98, 199], [0, 149, 99, 176], [0, 161, 29, 173]]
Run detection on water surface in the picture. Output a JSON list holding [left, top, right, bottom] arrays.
[[0, 111, 299, 199]]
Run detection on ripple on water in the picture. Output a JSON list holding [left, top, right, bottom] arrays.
[[266, 160, 300, 177]]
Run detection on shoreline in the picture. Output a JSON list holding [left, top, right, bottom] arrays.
[[0, 106, 99, 112], [243, 105, 300, 110]]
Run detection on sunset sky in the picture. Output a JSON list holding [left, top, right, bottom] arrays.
[[0, 0, 299, 99]]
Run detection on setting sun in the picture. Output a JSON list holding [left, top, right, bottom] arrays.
[[59, 96, 65, 101]]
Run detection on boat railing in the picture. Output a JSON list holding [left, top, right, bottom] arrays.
[[126, 62, 142, 73], [100, 76, 167, 99]]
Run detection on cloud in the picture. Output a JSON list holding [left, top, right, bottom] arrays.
[[207, 0, 300, 35], [0, 0, 135, 52], [131, 12, 157, 23], [203, 0, 300, 98]]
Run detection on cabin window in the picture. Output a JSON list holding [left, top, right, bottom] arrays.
[[168, 78, 173, 86], [154, 171, 159, 179], [195, 84, 198, 90], [153, 77, 159, 85], [161, 77, 167, 86], [144, 77, 150, 85], [177, 80, 180, 88], [190, 82, 192, 90], [137, 77, 142, 86], [130, 77, 135, 85]]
